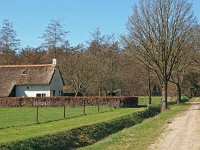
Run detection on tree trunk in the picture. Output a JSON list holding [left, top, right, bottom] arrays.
[[147, 69, 152, 104], [177, 83, 182, 104], [98, 87, 101, 97], [75, 91, 78, 97], [161, 82, 168, 112], [120, 89, 122, 96]]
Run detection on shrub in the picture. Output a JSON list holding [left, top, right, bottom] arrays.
[[120, 97, 138, 107], [0, 96, 138, 107], [0, 97, 20, 107]]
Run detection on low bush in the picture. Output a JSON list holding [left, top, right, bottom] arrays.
[[0, 96, 138, 107], [120, 97, 138, 107], [0, 105, 160, 150], [180, 96, 190, 103], [0, 97, 20, 107]]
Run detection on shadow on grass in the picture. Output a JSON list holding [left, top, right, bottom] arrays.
[[137, 105, 148, 108]]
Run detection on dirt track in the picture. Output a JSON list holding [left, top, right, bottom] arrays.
[[148, 98, 200, 150]]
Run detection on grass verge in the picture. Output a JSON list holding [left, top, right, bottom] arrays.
[[80, 103, 189, 150], [0, 106, 159, 150], [138, 96, 161, 106], [190, 97, 200, 102], [0, 107, 143, 144]]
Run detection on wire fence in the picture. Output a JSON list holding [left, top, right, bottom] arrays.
[[0, 105, 115, 129], [0, 96, 138, 128]]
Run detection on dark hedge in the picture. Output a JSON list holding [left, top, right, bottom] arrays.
[[0, 96, 138, 107]]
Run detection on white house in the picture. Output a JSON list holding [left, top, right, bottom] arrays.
[[0, 59, 65, 97]]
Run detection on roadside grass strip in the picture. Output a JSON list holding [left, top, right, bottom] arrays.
[[190, 97, 200, 102], [0, 107, 143, 144], [80, 103, 189, 150]]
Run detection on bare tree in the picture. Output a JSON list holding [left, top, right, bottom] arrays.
[[126, 0, 196, 111], [169, 25, 200, 102], [87, 29, 121, 96], [192, 25, 200, 71], [40, 19, 69, 54], [119, 49, 148, 96], [102, 40, 120, 96], [147, 67, 152, 104], [0, 19, 20, 64], [19, 47, 47, 64], [87, 28, 107, 96], [60, 45, 97, 96], [170, 49, 193, 103]]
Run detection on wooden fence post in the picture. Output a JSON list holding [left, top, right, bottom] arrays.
[[36, 103, 39, 123], [83, 100, 86, 115], [64, 105, 66, 119], [97, 99, 100, 113], [109, 100, 112, 111]]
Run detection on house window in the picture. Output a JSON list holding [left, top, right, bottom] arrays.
[[59, 90, 62, 96], [36, 93, 46, 97], [27, 87, 29, 89], [58, 90, 63, 96], [22, 70, 27, 75], [52, 90, 56, 96]]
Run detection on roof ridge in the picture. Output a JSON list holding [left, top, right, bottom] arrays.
[[0, 64, 55, 67]]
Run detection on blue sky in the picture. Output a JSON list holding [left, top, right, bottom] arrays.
[[0, 0, 199, 48]]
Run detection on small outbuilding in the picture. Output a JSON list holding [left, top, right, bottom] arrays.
[[0, 59, 64, 97]]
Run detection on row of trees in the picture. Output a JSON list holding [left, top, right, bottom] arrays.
[[124, 0, 200, 111], [0, 0, 199, 112]]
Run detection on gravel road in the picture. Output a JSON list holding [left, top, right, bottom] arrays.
[[148, 98, 200, 150]]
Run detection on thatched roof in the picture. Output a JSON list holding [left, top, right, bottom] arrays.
[[0, 64, 58, 97]]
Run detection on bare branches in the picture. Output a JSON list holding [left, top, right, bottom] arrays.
[[40, 19, 69, 51], [125, 0, 196, 111]]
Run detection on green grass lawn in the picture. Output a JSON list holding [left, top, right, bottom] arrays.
[[0, 97, 157, 129], [0, 96, 162, 144], [138, 96, 189, 106], [0, 96, 160, 129], [190, 97, 200, 102], [0, 106, 144, 144], [0, 106, 111, 129], [138, 96, 161, 105], [0, 96, 192, 149], [80, 103, 190, 150]]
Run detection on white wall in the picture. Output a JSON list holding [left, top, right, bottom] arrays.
[[50, 68, 64, 96], [16, 85, 50, 97], [15, 67, 64, 97]]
